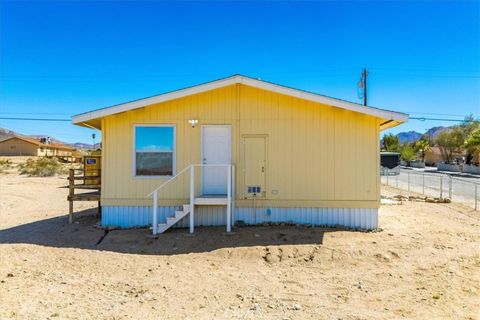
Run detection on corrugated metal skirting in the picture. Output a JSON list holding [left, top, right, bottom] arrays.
[[102, 206, 378, 230]]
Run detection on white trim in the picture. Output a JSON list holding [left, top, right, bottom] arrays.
[[132, 124, 176, 179], [194, 197, 228, 205], [72, 75, 408, 125]]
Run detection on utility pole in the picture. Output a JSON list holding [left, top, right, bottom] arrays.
[[358, 68, 368, 106], [92, 133, 96, 150]]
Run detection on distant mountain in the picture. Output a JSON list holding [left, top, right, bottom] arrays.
[[72, 142, 101, 149], [396, 131, 423, 144], [394, 126, 451, 144], [0, 128, 16, 141], [424, 126, 449, 140]]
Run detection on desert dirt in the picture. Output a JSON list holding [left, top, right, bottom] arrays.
[[0, 169, 479, 319]]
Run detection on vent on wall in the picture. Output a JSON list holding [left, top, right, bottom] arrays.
[[247, 186, 261, 194]]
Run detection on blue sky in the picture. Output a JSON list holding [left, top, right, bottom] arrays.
[[1, 1, 478, 143], [136, 127, 174, 152]]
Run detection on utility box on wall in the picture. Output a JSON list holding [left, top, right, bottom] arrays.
[[84, 155, 101, 185]]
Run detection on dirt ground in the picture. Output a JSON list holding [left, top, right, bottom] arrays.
[[0, 171, 479, 320]]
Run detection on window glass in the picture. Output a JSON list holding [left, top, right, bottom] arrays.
[[135, 126, 174, 176]]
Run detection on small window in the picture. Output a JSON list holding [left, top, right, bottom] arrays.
[[134, 126, 175, 176]]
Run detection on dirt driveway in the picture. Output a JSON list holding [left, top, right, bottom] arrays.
[[0, 173, 479, 319]]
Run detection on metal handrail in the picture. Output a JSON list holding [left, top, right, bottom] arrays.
[[147, 164, 236, 197], [147, 165, 192, 197], [149, 163, 236, 234]]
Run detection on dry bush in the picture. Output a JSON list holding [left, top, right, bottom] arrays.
[[0, 159, 13, 173], [18, 157, 68, 177]]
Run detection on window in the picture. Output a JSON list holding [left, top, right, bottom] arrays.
[[134, 126, 175, 176]]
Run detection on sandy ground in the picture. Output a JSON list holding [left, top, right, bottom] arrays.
[[0, 171, 479, 320]]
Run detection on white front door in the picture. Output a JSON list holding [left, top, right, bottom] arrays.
[[201, 125, 231, 195]]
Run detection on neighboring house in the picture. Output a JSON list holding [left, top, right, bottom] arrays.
[[0, 136, 76, 157], [424, 146, 444, 166], [72, 75, 408, 233]]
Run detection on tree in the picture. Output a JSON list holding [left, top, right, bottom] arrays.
[[400, 143, 416, 165], [436, 128, 464, 164], [459, 115, 480, 165], [413, 138, 430, 162], [465, 128, 480, 164], [382, 133, 400, 152]]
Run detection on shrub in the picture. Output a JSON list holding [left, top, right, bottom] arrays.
[[18, 157, 68, 177], [0, 159, 12, 173]]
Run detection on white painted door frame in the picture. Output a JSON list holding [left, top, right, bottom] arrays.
[[200, 125, 232, 195]]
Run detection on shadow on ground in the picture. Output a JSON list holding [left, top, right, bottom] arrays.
[[0, 209, 334, 255]]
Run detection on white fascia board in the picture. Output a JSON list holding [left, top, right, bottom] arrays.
[[72, 75, 408, 124], [72, 76, 239, 124], [240, 77, 409, 122]]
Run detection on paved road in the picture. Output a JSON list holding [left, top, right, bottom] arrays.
[[382, 169, 479, 209]]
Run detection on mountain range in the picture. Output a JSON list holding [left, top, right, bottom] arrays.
[[395, 126, 450, 144]]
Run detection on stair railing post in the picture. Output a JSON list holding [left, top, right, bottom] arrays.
[[227, 165, 232, 233], [231, 165, 235, 227], [152, 191, 158, 235], [189, 165, 195, 234]]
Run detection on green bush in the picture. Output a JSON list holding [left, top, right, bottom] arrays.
[[0, 159, 12, 173], [18, 157, 68, 177]]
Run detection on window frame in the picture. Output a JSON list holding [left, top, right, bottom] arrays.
[[132, 124, 176, 179]]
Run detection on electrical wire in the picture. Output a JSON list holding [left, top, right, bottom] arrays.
[[410, 117, 477, 122], [0, 117, 70, 122]]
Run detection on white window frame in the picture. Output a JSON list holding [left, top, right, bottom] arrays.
[[132, 124, 176, 179]]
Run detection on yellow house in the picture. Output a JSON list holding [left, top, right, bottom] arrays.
[[72, 75, 408, 233], [0, 136, 76, 157]]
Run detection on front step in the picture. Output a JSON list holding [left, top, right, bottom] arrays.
[[156, 204, 190, 234]]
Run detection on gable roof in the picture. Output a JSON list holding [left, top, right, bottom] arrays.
[[72, 74, 408, 130], [0, 136, 75, 151]]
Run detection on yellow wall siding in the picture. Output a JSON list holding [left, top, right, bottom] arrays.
[[102, 84, 380, 208]]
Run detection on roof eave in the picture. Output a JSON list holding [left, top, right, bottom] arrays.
[[72, 75, 409, 126]]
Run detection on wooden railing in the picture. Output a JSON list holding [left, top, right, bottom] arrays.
[[67, 168, 101, 223]]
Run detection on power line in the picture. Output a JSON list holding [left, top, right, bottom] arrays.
[[410, 117, 477, 122], [0, 117, 70, 122], [404, 111, 473, 117], [0, 112, 72, 115]]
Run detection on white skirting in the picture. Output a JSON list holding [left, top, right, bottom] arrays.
[[102, 206, 378, 230]]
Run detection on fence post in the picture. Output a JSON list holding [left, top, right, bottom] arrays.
[[475, 184, 478, 211], [408, 172, 410, 192], [440, 176, 443, 199], [422, 174, 425, 195], [448, 176, 452, 199]]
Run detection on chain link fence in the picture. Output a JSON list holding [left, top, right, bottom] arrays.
[[381, 170, 479, 210]]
